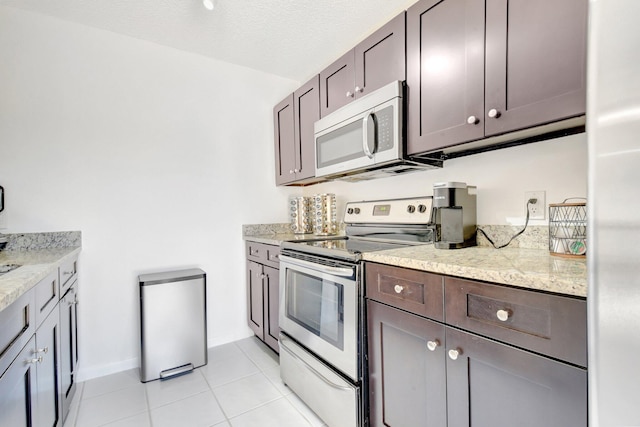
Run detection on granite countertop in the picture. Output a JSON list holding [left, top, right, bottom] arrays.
[[242, 223, 587, 298], [242, 223, 344, 245], [363, 245, 587, 297], [0, 232, 82, 313], [243, 232, 327, 245]]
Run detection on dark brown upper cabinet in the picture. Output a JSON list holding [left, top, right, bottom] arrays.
[[320, 12, 406, 117], [273, 75, 320, 186], [407, 0, 587, 156]]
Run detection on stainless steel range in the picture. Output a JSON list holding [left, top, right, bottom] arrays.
[[278, 196, 434, 427]]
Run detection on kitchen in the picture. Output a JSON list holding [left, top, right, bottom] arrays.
[[0, 0, 638, 426]]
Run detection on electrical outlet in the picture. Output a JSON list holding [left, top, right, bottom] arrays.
[[525, 191, 546, 220]]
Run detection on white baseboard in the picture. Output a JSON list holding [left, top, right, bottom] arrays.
[[77, 357, 139, 383]]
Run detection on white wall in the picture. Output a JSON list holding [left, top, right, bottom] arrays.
[[0, 7, 298, 380], [303, 133, 587, 226], [0, 6, 588, 382]]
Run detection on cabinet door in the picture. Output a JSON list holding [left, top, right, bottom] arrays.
[[293, 75, 320, 181], [273, 94, 296, 185], [367, 301, 446, 427], [262, 265, 280, 353], [0, 336, 37, 427], [319, 50, 355, 117], [355, 12, 406, 99], [445, 327, 587, 427], [246, 261, 264, 339], [484, 0, 587, 136], [36, 306, 61, 427], [407, 0, 485, 154], [60, 285, 78, 420]]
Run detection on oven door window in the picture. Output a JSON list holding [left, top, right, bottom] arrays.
[[285, 270, 344, 350]]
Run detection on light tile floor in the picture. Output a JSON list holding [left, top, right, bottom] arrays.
[[64, 337, 328, 427]]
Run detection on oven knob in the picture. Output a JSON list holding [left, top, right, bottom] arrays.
[[407, 205, 416, 213], [418, 204, 427, 213], [354, 208, 361, 214], [347, 208, 354, 215]]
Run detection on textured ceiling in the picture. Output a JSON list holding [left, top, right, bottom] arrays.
[[0, 0, 417, 82]]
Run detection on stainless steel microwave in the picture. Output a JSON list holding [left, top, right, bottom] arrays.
[[314, 81, 441, 180]]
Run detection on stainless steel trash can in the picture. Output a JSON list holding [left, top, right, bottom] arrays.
[[139, 268, 207, 382]]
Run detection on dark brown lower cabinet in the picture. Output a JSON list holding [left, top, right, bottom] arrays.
[[446, 327, 587, 427], [367, 300, 587, 427], [368, 300, 447, 427], [246, 241, 280, 353]]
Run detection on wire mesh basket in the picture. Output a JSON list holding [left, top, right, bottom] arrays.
[[549, 198, 587, 258]]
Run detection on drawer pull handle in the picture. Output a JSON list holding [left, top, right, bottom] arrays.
[[448, 348, 462, 361], [496, 309, 511, 322], [63, 270, 75, 275], [427, 340, 440, 352], [394, 285, 404, 294], [26, 356, 43, 365]]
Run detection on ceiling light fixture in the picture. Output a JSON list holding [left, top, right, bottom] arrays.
[[203, 0, 215, 11]]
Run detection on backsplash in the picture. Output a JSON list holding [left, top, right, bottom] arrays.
[[476, 225, 548, 250], [242, 223, 292, 236], [2, 231, 82, 251]]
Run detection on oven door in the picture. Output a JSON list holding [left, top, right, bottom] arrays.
[[279, 254, 359, 381]]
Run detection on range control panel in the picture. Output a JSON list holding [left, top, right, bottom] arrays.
[[344, 196, 434, 224]]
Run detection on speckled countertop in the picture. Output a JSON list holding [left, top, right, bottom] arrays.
[[242, 223, 344, 245], [243, 223, 587, 298], [0, 232, 81, 313], [363, 245, 587, 297]]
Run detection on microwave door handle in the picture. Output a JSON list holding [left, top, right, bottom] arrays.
[[362, 112, 376, 159]]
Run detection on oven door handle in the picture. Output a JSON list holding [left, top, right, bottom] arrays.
[[280, 336, 354, 391], [279, 255, 354, 278]]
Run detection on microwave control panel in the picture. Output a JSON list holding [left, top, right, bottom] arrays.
[[375, 105, 394, 153]]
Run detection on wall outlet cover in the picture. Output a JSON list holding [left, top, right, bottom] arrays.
[[525, 191, 546, 220]]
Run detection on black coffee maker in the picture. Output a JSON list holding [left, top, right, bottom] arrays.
[[433, 182, 477, 249]]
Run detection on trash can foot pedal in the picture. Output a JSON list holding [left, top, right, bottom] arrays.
[[159, 363, 194, 380]]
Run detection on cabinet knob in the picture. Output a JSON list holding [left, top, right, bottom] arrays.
[[467, 115, 479, 125], [427, 340, 440, 352], [35, 347, 49, 354], [394, 284, 404, 294], [496, 309, 511, 322], [487, 108, 501, 118], [26, 356, 43, 365], [448, 348, 462, 360], [346, 91, 354, 98], [260, 273, 266, 279], [294, 169, 299, 173], [289, 169, 294, 174], [355, 86, 363, 93]]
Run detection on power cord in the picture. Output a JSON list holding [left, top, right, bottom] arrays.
[[477, 198, 537, 249]]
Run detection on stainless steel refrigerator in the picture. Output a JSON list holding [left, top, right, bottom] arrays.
[[587, 0, 640, 425]]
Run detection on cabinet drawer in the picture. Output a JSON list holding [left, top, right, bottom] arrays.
[[0, 289, 35, 376], [59, 257, 78, 296], [246, 242, 280, 268], [445, 277, 587, 367], [366, 263, 444, 321], [35, 270, 59, 327]]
